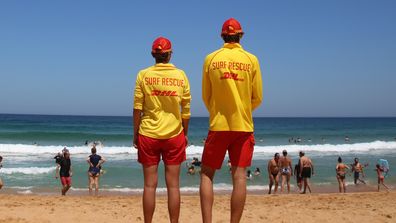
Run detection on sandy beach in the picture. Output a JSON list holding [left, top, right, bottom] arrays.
[[0, 191, 395, 223]]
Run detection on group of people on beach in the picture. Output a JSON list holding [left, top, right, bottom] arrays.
[[132, 18, 262, 223], [53, 145, 106, 196], [266, 150, 314, 194], [336, 157, 390, 192]]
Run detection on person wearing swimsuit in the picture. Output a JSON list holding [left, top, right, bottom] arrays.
[[279, 150, 293, 193], [267, 153, 280, 194], [336, 156, 349, 193], [351, 157, 367, 185], [87, 146, 106, 196], [376, 164, 389, 192], [299, 151, 314, 194]]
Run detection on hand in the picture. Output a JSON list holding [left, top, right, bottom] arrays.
[[133, 135, 138, 149], [70, 172, 73, 177], [185, 136, 189, 147]]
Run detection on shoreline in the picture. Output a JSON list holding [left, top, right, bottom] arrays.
[[0, 191, 395, 223], [0, 182, 386, 196]]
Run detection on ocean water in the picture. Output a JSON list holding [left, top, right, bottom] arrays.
[[0, 114, 395, 194]]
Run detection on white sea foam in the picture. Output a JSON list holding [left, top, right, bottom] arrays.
[[1, 167, 56, 175], [17, 190, 33, 194], [0, 141, 395, 156]]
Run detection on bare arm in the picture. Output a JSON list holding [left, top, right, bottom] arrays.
[[133, 109, 142, 149], [299, 159, 303, 176], [55, 164, 60, 178], [98, 157, 106, 167], [86, 157, 93, 167]]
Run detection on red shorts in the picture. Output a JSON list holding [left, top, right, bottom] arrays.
[[137, 131, 187, 166], [202, 131, 254, 169], [60, 177, 72, 186]]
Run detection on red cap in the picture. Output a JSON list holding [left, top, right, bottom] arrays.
[[221, 18, 243, 35], [152, 37, 172, 53]]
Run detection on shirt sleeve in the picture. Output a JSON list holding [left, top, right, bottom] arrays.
[[251, 57, 263, 110], [202, 56, 212, 110], [181, 72, 191, 119], [133, 72, 144, 110]]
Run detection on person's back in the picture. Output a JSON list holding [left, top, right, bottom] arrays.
[[203, 34, 262, 132], [133, 37, 191, 223], [135, 62, 190, 139], [59, 156, 71, 177], [200, 18, 263, 223]]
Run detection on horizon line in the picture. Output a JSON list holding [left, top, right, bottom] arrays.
[[1, 113, 396, 119]]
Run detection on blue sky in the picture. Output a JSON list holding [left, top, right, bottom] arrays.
[[0, 1, 395, 117]]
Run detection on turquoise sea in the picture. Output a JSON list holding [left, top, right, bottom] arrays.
[[0, 114, 395, 194]]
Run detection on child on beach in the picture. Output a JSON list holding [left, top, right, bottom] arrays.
[[376, 164, 389, 192], [55, 148, 72, 196]]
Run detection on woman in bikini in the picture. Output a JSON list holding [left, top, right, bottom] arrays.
[[336, 156, 349, 193], [376, 164, 389, 192]]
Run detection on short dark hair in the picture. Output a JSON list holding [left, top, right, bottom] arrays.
[[222, 34, 242, 43], [91, 147, 97, 154], [152, 52, 171, 63], [282, 150, 287, 156], [338, 156, 342, 163]]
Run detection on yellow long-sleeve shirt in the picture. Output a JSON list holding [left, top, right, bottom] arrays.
[[202, 43, 263, 132], [134, 63, 191, 139]]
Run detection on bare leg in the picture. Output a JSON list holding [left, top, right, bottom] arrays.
[[62, 185, 71, 196], [286, 174, 291, 193], [165, 165, 181, 223], [0, 178, 3, 189], [268, 177, 273, 194], [88, 174, 94, 195], [281, 174, 286, 193], [230, 166, 247, 223], [200, 165, 216, 223], [301, 178, 308, 194], [94, 176, 100, 196], [337, 177, 342, 193], [142, 165, 158, 223], [274, 174, 279, 194], [306, 178, 312, 193], [342, 179, 346, 193]]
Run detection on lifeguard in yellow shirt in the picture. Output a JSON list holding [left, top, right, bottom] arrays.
[[133, 37, 191, 223], [200, 18, 262, 223]]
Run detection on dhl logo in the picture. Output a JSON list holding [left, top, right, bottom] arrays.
[[220, 72, 244, 81], [151, 90, 178, 96]]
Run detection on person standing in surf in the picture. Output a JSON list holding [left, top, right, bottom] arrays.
[[87, 145, 106, 196], [299, 151, 314, 194], [55, 148, 72, 196], [335, 156, 349, 193], [351, 157, 366, 185], [133, 37, 191, 223], [279, 149, 293, 193], [200, 18, 263, 223], [375, 164, 389, 192]]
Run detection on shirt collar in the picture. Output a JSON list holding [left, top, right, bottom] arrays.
[[154, 63, 175, 68], [223, 43, 243, 49]]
